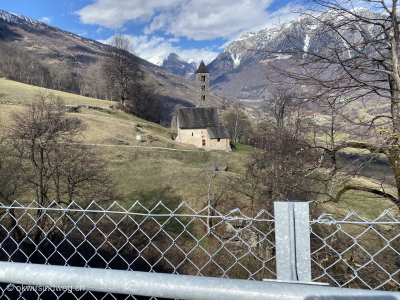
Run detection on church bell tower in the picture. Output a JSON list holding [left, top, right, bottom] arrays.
[[195, 61, 210, 108]]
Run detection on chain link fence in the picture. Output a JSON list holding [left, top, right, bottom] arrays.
[[0, 200, 399, 299], [310, 210, 400, 291], [0, 200, 275, 299]]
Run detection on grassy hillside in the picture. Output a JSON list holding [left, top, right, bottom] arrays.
[[0, 77, 114, 108], [0, 79, 251, 210], [0, 79, 398, 218]]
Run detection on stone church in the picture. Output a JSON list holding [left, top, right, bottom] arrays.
[[175, 61, 231, 151]]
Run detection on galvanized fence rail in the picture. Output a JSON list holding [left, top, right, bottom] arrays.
[[0, 200, 398, 299]]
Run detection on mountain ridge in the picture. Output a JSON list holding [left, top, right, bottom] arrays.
[[161, 52, 197, 80], [206, 7, 385, 102], [0, 9, 234, 126]]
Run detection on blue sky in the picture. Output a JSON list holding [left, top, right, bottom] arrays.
[[1, 0, 298, 64]]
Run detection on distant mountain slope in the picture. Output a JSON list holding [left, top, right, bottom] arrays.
[[0, 10, 232, 126], [161, 52, 197, 80], [0, 10, 107, 67], [207, 8, 385, 101]]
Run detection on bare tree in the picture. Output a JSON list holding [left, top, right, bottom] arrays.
[[125, 76, 162, 122], [263, 85, 295, 128], [198, 157, 232, 231], [0, 141, 26, 203], [8, 93, 117, 201], [103, 34, 144, 107], [222, 102, 253, 144], [10, 92, 81, 206], [0, 140, 30, 239], [78, 63, 108, 99], [6, 92, 118, 242], [235, 124, 319, 213], [266, 0, 400, 208]]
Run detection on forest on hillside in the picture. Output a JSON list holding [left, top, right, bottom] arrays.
[[0, 35, 162, 123]]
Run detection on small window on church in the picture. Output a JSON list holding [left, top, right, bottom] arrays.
[[202, 95, 206, 101], [202, 139, 206, 146], [217, 138, 220, 142], [201, 85, 205, 91], [201, 75, 206, 82], [192, 132, 193, 136]]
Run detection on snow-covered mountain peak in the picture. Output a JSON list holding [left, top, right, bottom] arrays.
[[160, 52, 196, 79], [351, 6, 373, 14], [238, 32, 256, 41], [166, 52, 187, 63], [148, 56, 164, 66], [0, 10, 40, 26], [148, 52, 193, 69], [166, 52, 177, 58]]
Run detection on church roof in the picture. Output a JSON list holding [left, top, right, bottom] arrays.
[[196, 61, 210, 74], [207, 126, 230, 139], [178, 107, 219, 128], [177, 107, 230, 139]]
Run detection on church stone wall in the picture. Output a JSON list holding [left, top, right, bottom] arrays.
[[177, 127, 230, 151], [208, 137, 231, 151], [178, 128, 205, 149]]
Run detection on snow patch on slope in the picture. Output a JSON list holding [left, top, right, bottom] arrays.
[[303, 34, 310, 53], [224, 48, 242, 68], [231, 52, 241, 67], [238, 32, 256, 41], [148, 56, 164, 66], [0, 10, 40, 26], [275, 54, 291, 60]]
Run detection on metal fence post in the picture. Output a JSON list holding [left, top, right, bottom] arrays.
[[274, 202, 311, 283]]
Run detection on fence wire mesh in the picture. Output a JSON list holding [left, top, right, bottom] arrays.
[[310, 210, 400, 291], [0, 200, 399, 299], [0, 200, 276, 300]]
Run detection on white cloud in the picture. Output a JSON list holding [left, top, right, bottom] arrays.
[[76, 0, 297, 41], [96, 27, 105, 34], [76, 0, 182, 29], [39, 16, 53, 24], [143, 13, 173, 34], [161, 0, 276, 40], [178, 48, 218, 64], [252, 4, 299, 32], [87, 1, 300, 64], [99, 34, 218, 64], [168, 37, 180, 43]]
